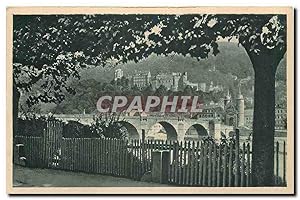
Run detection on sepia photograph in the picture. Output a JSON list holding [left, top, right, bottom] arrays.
[[6, 7, 294, 194]]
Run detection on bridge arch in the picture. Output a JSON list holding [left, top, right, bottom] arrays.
[[185, 124, 209, 140], [147, 121, 178, 141], [118, 121, 140, 139], [159, 121, 178, 140]]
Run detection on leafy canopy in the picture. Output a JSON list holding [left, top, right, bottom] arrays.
[[13, 14, 286, 106]]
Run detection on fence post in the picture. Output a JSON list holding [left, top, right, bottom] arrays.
[[173, 141, 178, 184], [183, 141, 188, 185], [43, 121, 63, 168], [234, 128, 240, 187], [275, 141, 279, 185], [216, 144, 221, 187], [212, 143, 217, 186], [228, 142, 233, 186], [222, 144, 228, 187], [246, 143, 251, 186], [241, 142, 245, 187], [161, 151, 170, 184], [191, 141, 196, 185], [151, 150, 170, 184], [202, 142, 207, 186], [283, 141, 286, 185], [208, 142, 212, 186], [198, 142, 203, 186], [142, 129, 145, 142], [179, 141, 183, 185]]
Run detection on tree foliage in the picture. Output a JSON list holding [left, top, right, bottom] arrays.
[[14, 14, 286, 106]]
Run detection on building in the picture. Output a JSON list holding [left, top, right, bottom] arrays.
[[114, 69, 123, 81], [199, 82, 207, 92], [191, 87, 285, 131], [131, 71, 151, 89], [244, 105, 287, 130], [192, 104, 223, 121], [208, 81, 224, 92], [222, 88, 245, 127], [128, 70, 200, 91], [152, 73, 181, 91], [275, 106, 287, 130], [244, 109, 253, 127], [180, 72, 199, 91], [152, 71, 198, 92], [152, 72, 199, 91], [193, 89, 245, 128]]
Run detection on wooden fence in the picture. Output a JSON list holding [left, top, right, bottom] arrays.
[[14, 135, 286, 186], [14, 136, 45, 168], [14, 136, 156, 180], [167, 140, 251, 186]]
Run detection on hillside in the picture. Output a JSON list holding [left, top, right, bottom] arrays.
[[79, 42, 286, 85]]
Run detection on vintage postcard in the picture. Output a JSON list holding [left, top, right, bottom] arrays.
[[6, 7, 294, 194]]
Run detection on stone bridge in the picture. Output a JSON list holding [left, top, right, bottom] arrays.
[[54, 114, 235, 141]]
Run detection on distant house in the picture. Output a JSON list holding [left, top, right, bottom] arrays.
[[244, 105, 287, 130], [131, 71, 151, 88], [114, 69, 124, 81], [152, 71, 199, 91], [192, 89, 245, 128]]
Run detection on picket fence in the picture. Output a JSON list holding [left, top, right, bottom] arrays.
[[14, 135, 286, 186]]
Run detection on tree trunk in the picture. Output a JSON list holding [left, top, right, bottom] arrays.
[[251, 60, 276, 186], [13, 80, 20, 137]]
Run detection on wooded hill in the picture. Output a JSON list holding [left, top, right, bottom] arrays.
[[19, 42, 287, 114]]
